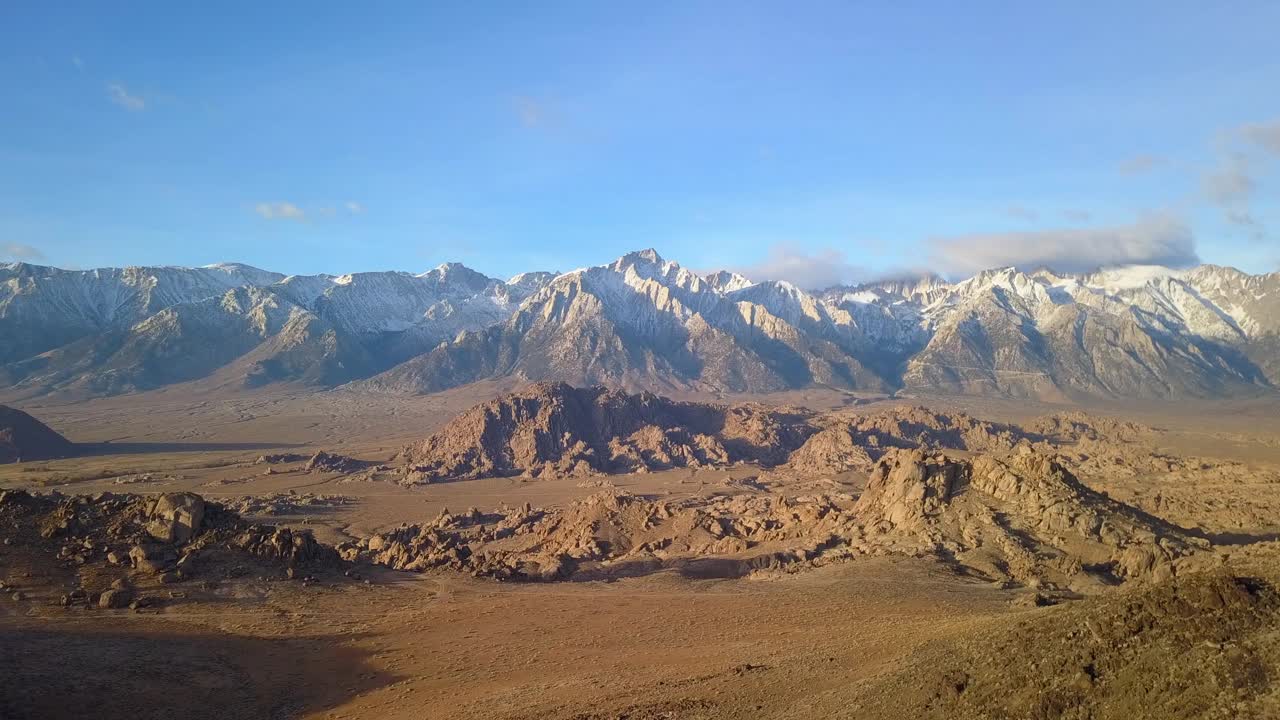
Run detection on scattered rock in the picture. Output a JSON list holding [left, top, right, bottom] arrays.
[[98, 588, 134, 609], [304, 452, 367, 474], [130, 544, 177, 573], [256, 453, 307, 465]]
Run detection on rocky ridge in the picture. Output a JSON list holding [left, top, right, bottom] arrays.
[[399, 382, 814, 483], [397, 383, 1142, 484]]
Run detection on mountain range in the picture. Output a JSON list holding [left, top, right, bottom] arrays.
[[2, 250, 1276, 401]]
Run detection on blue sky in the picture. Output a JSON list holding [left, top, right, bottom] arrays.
[[2, 1, 1278, 285]]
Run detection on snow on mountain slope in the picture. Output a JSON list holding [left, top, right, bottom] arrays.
[[0, 262, 286, 364], [0, 260, 554, 397], [358, 250, 898, 395], [1, 253, 1275, 400], [892, 265, 1272, 398]]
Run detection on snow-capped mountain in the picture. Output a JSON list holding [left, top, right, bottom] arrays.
[[847, 264, 1279, 399], [1, 251, 1276, 400], [357, 249, 894, 395], [0, 261, 286, 365], [0, 260, 555, 398]]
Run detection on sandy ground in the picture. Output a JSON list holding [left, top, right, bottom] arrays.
[[4, 383, 1280, 719]]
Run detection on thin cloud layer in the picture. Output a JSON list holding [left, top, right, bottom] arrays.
[[1201, 118, 1279, 239], [106, 83, 145, 111], [254, 202, 306, 221], [729, 244, 867, 289], [1118, 154, 1163, 175], [1242, 120, 1280, 155], [926, 217, 1199, 275], [1, 243, 45, 262]]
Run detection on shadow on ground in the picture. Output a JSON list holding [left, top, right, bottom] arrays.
[[74, 441, 305, 456], [0, 624, 400, 720]]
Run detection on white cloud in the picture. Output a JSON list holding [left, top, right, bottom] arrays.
[[728, 244, 867, 290], [345, 201, 365, 214], [254, 202, 306, 221], [1062, 209, 1093, 222], [71, 55, 83, 71], [1, 242, 45, 262], [926, 216, 1199, 275], [106, 83, 145, 111]]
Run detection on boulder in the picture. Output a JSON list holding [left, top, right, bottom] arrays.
[[129, 543, 177, 573], [98, 588, 134, 609], [145, 492, 205, 544]]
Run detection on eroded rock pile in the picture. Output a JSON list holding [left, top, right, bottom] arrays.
[[785, 405, 1039, 474], [0, 405, 74, 464], [304, 451, 367, 474], [0, 489, 341, 607], [222, 492, 354, 516], [399, 382, 815, 483], [853, 448, 1206, 590], [342, 489, 861, 581], [396, 384, 1117, 483], [353, 442, 1217, 590]]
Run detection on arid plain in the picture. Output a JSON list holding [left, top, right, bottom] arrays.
[[5, 382, 1280, 719]]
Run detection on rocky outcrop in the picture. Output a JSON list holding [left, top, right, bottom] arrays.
[[0, 405, 74, 464], [785, 426, 873, 474], [398, 383, 1213, 488], [342, 489, 858, 581], [399, 382, 815, 483], [785, 405, 1034, 474], [0, 490, 342, 591], [304, 451, 367, 474], [356, 442, 1212, 591], [853, 448, 1205, 589]]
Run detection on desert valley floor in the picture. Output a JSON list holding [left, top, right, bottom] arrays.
[[4, 383, 1280, 719]]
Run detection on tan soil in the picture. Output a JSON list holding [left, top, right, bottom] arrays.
[[2, 382, 1280, 719]]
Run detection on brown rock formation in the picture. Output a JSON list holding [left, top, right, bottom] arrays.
[[853, 448, 1206, 589], [399, 382, 814, 482]]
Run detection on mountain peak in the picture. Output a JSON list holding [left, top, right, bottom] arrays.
[[425, 261, 478, 277], [704, 270, 754, 293], [615, 248, 665, 267]]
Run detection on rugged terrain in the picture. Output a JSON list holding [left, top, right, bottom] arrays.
[[3, 383, 1280, 718], [5, 250, 1278, 401]]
